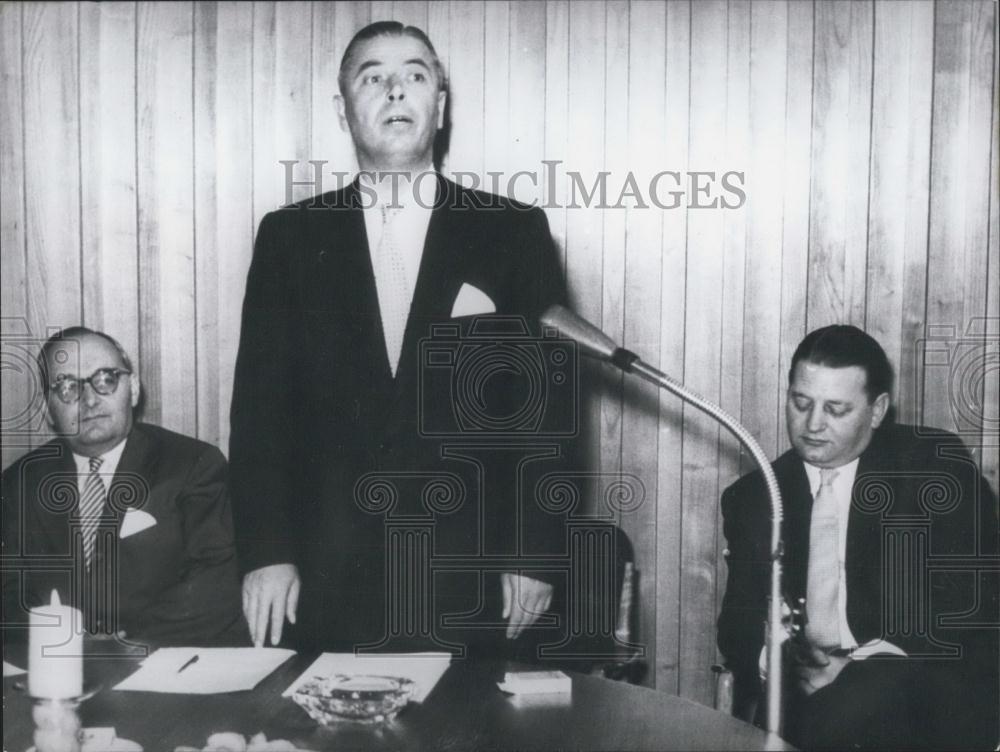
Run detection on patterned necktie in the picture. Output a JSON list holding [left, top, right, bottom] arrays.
[[373, 204, 410, 377], [805, 468, 842, 649], [79, 456, 106, 570]]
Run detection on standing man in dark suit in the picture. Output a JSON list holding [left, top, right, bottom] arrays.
[[2, 328, 246, 648], [718, 325, 999, 749], [230, 21, 572, 654]]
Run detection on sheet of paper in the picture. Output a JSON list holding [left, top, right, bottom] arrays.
[[282, 652, 452, 703], [850, 639, 907, 660], [113, 647, 295, 694], [3, 660, 27, 677]]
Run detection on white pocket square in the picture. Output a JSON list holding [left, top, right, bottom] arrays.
[[451, 283, 496, 318], [119, 509, 157, 539]]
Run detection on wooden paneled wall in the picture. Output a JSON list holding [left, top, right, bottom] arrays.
[[2, 1, 997, 706]]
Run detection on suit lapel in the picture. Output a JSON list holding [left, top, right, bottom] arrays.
[[845, 433, 887, 639], [848, 442, 884, 561], [303, 176, 471, 425], [408, 175, 467, 323], [779, 454, 814, 606], [394, 175, 467, 387], [105, 427, 155, 538], [309, 182, 396, 391], [33, 442, 78, 555]]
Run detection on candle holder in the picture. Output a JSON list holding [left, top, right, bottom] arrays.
[[13, 684, 101, 752], [31, 695, 83, 752]]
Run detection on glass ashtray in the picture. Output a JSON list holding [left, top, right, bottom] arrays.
[[292, 674, 415, 725]]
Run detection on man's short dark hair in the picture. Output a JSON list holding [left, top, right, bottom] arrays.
[[37, 326, 134, 395], [338, 21, 446, 95], [788, 325, 894, 402]]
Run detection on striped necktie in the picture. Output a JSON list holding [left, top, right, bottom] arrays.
[[79, 456, 106, 570], [373, 204, 410, 377], [805, 468, 842, 649]]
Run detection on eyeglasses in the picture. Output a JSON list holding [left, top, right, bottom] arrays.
[[49, 368, 131, 404]]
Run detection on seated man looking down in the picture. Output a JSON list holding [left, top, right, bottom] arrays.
[[718, 325, 999, 750], [2, 327, 247, 648]]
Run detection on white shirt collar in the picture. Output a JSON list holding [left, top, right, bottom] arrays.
[[802, 457, 860, 497], [73, 435, 129, 480], [358, 167, 438, 209]]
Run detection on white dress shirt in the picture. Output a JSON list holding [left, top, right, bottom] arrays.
[[360, 169, 438, 327], [760, 455, 906, 677], [803, 458, 860, 650]]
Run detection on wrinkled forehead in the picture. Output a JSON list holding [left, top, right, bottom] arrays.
[[343, 33, 438, 80], [46, 334, 125, 377]]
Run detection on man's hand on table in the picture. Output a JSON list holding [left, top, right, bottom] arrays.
[[793, 644, 850, 696], [501, 573, 552, 639], [242, 564, 300, 647]]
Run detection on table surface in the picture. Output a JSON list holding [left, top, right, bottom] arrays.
[[4, 648, 793, 751]]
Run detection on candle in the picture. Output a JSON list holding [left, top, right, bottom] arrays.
[[28, 590, 83, 699]]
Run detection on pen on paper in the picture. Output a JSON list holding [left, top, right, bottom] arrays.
[[177, 655, 199, 674]]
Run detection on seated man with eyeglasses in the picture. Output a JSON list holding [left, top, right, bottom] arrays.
[[2, 327, 247, 648]]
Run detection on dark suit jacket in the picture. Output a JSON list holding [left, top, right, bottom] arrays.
[[229, 175, 575, 650], [2, 423, 246, 647], [718, 423, 999, 723]]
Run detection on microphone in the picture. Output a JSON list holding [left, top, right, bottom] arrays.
[[540, 303, 788, 737], [540, 305, 639, 371]]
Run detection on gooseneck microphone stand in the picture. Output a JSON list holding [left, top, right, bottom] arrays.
[[540, 304, 786, 736]]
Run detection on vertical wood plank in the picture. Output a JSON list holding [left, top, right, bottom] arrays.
[[778, 0, 814, 454], [391, 0, 427, 30], [563, 0, 606, 523], [426, 1, 450, 174], [22, 2, 81, 341], [564, 0, 605, 313], [653, 0, 689, 694], [714, 0, 750, 639], [312, 1, 368, 182], [79, 1, 138, 361], [679, 0, 727, 706], [984, 4, 1000, 497], [252, 1, 313, 227], [0, 1, 37, 467], [426, 0, 451, 176], [426, 1, 450, 67], [369, 1, 393, 23], [623, 0, 668, 690], [445, 0, 484, 179], [507, 0, 545, 206], [215, 0, 255, 453], [924, 0, 995, 439], [482, 1, 509, 185], [194, 1, 220, 446], [195, 1, 254, 450], [599, 0, 630, 520], [866, 0, 933, 426], [543, 1, 568, 268], [742, 0, 788, 462], [136, 1, 195, 433], [807, 0, 873, 330]]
